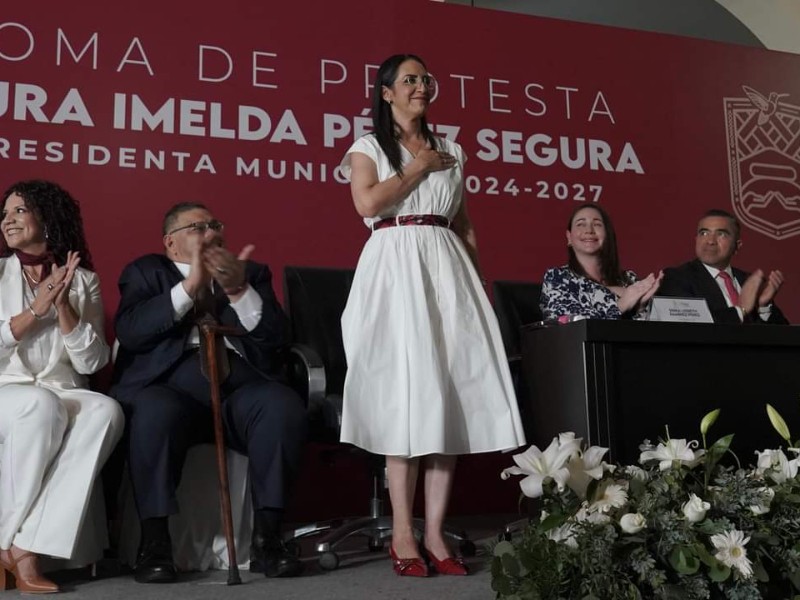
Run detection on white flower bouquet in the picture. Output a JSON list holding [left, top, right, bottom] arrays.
[[492, 406, 800, 600]]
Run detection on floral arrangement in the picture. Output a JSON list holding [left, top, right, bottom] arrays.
[[492, 406, 800, 600]]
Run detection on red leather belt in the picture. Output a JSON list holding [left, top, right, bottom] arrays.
[[373, 214, 451, 230]]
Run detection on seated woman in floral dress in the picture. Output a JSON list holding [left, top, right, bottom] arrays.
[[540, 205, 662, 321]]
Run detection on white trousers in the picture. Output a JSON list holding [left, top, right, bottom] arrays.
[[0, 383, 124, 558]]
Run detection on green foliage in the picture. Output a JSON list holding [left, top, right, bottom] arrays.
[[767, 404, 792, 444], [493, 410, 800, 600], [701, 409, 721, 448]]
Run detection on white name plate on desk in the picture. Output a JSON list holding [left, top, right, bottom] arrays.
[[648, 297, 714, 323]]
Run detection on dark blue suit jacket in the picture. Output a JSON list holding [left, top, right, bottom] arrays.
[[111, 253, 289, 401], [660, 259, 789, 325]]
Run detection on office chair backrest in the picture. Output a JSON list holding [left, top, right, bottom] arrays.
[[492, 280, 543, 357], [283, 266, 356, 395]]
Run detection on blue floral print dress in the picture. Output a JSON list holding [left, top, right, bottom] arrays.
[[540, 266, 640, 320]]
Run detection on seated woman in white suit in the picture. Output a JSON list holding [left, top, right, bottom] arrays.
[[0, 180, 124, 594]]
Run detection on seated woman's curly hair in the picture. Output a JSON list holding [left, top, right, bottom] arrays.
[[1, 179, 94, 271]]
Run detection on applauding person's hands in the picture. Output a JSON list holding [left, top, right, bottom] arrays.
[[616, 271, 663, 314], [204, 243, 255, 298]]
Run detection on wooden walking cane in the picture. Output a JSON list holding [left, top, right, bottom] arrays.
[[200, 321, 243, 586]]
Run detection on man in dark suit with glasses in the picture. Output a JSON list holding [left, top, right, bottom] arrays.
[[112, 202, 307, 582]]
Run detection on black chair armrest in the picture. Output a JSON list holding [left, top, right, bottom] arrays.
[[288, 344, 341, 442], [289, 343, 327, 407]]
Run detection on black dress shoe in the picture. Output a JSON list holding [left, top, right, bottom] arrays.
[[134, 540, 177, 583], [250, 532, 304, 578]]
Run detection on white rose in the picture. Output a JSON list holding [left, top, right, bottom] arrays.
[[682, 493, 710, 523], [619, 513, 646, 534], [749, 487, 776, 515]]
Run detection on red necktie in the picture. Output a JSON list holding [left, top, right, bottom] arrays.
[[717, 271, 740, 306]]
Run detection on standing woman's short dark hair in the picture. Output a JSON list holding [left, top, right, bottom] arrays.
[[1, 179, 94, 270], [371, 53, 440, 176], [566, 204, 625, 286]]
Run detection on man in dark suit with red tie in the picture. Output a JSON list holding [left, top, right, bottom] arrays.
[[660, 209, 789, 324], [112, 202, 306, 583]]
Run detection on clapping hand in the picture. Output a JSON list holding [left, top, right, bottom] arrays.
[[639, 270, 664, 305], [30, 255, 77, 317], [738, 270, 763, 314], [53, 251, 81, 310], [204, 243, 255, 296], [758, 269, 784, 307], [29, 269, 61, 317], [182, 233, 214, 298], [616, 271, 663, 314], [739, 268, 784, 314]]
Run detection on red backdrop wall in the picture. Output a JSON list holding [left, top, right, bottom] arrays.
[[2, 0, 798, 518]]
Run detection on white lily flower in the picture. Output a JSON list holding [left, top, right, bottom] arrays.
[[566, 445, 611, 498], [682, 493, 710, 523], [639, 439, 705, 471], [711, 530, 753, 579], [500, 434, 582, 498], [558, 432, 580, 445], [754, 449, 799, 484], [755, 449, 773, 472], [619, 513, 646, 534]]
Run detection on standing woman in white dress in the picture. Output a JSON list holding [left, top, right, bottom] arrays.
[[0, 180, 124, 593], [341, 54, 525, 577]]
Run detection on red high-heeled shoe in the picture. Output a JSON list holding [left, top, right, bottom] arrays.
[[425, 549, 469, 576], [389, 546, 429, 577], [0, 547, 59, 594]]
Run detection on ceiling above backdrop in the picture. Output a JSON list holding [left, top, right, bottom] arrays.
[[443, 0, 800, 55]]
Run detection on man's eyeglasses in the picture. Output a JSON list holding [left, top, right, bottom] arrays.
[[167, 220, 224, 235], [397, 74, 437, 89]]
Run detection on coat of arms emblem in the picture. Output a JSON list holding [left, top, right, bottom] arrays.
[[724, 87, 800, 240]]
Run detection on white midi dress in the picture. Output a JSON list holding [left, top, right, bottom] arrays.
[[340, 135, 526, 458]]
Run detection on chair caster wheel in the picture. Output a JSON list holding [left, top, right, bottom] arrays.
[[368, 538, 384, 552], [459, 540, 477, 557], [319, 551, 340, 571], [285, 540, 301, 557]]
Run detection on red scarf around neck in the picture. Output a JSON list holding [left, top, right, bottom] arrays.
[[14, 249, 56, 280]]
